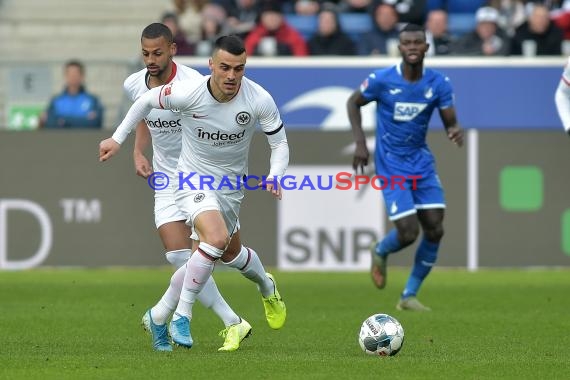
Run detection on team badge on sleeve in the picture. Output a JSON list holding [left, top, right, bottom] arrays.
[[164, 84, 172, 96]]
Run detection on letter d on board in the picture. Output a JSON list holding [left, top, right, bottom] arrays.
[[0, 199, 53, 270]]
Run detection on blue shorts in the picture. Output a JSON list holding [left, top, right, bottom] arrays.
[[379, 172, 446, 221]]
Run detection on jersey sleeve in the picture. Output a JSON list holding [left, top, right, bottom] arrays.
[[123, 73, 139, 102], [257, 90, 283, 134], [157, 79, 198, 113], [436, 75, 455, 110], [561, 56, 570, 85], [254, 88, 288, 177], [555, 57, 570, 133], [359, 71, 383, 102], [111, 87, 161, 144]]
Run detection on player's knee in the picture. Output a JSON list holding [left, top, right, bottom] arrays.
[[424, 225, 444, 243], [202, 234, 229, 251], [221, 244, 241, 262], [165, 249, 191, 269], [399, 228, 419, 247]]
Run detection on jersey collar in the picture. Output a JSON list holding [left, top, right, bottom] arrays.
[[396, 61, 425, 80], [165, 61, 178, 84]]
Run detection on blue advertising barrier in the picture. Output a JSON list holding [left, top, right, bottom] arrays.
[[178, 56, 565, 130]]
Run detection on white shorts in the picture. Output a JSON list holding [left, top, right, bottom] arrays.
[[154, 191, 186, 229], [175, 188, 243, 236]]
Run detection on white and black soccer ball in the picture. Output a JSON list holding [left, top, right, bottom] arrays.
[[358, 313, 404, 356]]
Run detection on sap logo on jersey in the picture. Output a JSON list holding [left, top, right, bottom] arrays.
[[145, 118, 182, 128], [394, 102, 427, 121]]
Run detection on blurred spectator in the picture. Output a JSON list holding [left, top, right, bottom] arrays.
[[167, 0, 208, 43], [488, 0, 526, 36], [295, 0, 322, 15], [293, 0, 344, 16], [524, 0, 567, 11], [338, 0, 374, 13], [244, 0, 309, 56], [380, 0, 427, 25], [195, 3, 231, 56], [40, 60, 103, 129], [217, 0, 260, 38], [308, 5, 357, 55], [357, 3, 400, 55], [511, 4, 564, 54], [451, 6, 511, 56], [552, 2, 570, 40], [425, 9, 454, 55], [161, 12, 195, 55]]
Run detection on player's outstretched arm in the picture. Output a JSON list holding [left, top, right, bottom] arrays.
[[439, 107, 464, 147], [133, 120, 152, 178], [111, 87, 163, 145], [347, 90, 371, 173]]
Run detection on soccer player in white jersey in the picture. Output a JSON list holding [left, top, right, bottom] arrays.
[[116, 23, 252, 352], [99, 35, 288, 349], [555, 57, 570, 137]]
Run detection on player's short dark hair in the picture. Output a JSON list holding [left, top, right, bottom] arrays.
[[400, 23, 426, 36], [213, 35, 246, 56], [141, 22, 173, 44]]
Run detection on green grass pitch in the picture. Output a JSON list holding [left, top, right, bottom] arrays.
[[1, 268, 569, 379]]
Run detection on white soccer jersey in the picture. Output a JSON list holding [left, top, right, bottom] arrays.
[[123, 62, 203, 180], [158, 76, 285, 189], [555, 56, 570, 133]]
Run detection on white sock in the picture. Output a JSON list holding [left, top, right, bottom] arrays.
[[165, 249, 191, 269], [198, 276, 241, 326], [163, 248, 239, 326], [225, 246, 274, 297], [174, 242, 223, 320], [150, 264, 186, 325]]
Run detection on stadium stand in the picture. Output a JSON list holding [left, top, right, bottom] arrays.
[[0, 0, 170, 129], [285, 14, 319, 41], [286, 13, 373, 43], [447, 0, 487, 14], [448, 12, 477, 37]]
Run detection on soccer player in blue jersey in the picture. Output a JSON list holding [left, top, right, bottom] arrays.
[[346, 23, 463, 311]]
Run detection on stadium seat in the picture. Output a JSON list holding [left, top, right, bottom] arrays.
[[448, 13, 477, 37], [339, 13, 373, 42], [447, 0, 486, 14], [427, 0, 445, 12], [285, 15, 318, 40]]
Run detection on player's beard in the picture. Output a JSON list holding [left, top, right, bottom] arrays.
[[147, 65, 166, 77], [146, 59, 171, 78]]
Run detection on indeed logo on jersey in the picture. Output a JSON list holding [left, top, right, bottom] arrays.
[[394, 102, 427, 121], [145, 118, 182, 128], [197, 128, 245, 141]]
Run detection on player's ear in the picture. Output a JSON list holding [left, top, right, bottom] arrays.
[[170, 42, 178, 57], [208, 58, 213, 72]]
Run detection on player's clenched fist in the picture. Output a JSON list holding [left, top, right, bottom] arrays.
[[99, 138, 121, 162]]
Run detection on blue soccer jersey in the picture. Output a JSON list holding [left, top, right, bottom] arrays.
[[360, 63, 454, 177]]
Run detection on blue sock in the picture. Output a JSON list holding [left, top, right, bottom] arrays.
[[402, 238, 439, 299], [374, 229, 402, 258]]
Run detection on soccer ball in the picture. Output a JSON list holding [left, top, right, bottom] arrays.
[[358, 313, 404, 356]]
